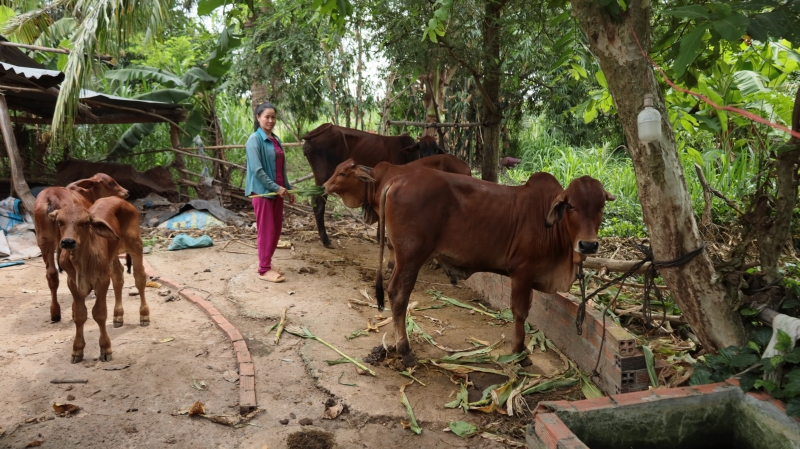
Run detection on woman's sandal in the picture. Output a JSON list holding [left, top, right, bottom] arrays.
[[259, 270, 285, 283]]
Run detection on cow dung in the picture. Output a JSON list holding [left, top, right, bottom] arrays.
[[286, 429, 334, 449]]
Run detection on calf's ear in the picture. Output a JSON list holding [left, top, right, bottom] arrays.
[[356, 168, 376, 183], [545, 194, 568, 228], [90, 217, 120, 241], [68, 177, 99, 190], [605, 190, 616, 202]]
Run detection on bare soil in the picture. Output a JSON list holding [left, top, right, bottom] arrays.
[[0, 210, 573, 448]]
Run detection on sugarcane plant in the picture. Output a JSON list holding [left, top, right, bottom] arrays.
[[249, 185, 325, 199]]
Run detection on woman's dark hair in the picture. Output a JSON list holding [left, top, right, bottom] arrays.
[[254, 102, 277, 132]]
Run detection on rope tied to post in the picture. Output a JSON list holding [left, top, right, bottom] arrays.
[[574, 241, 706, 378]]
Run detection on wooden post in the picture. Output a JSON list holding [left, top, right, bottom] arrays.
[[0, 94, 35, 213], [170, 124, 189, 199]]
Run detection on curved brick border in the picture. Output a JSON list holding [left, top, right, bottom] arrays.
[[139, 258, 256, 415]]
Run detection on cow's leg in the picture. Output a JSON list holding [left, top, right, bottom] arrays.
[[313, 195, 333, 248], [129, 252, 150, 326], [510, 277, 534, 365], [387, 240, 395, 271], [92, 278, 113, 362], [67, 280, 87, 364], [387, 262, 423, 367], [110, 258, 125, 327], [42, 244, 61, 322]]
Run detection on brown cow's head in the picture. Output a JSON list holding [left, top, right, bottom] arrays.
[[67, 173, 129, 201], [323, 158, 375, 208], [49, 205, 119, 251], [545, 176, 615, 257], [402, 135, 446, 159]]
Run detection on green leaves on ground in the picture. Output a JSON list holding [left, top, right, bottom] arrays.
[[448, 420, 477, 437]]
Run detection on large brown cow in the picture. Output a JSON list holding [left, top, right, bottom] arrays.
[[33, 174, 129, 323], [302, 123, 444, 247], [50, 197, 149, 363], [375, 170, 614, 366]]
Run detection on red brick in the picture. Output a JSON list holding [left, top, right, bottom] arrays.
[[652, 386, 696, 399], [239, 362, 255, 377], [220, 322, 244, 342], [240, 374, 255, 391], [570, 396, 615, 412], [234, 340, 252, 364], [690, 382, 728, 395], [239, 389, 257, 415], [747, 390, 773, 402], [725, 378, 741, 387], [211, 315, 228, 327], [535, 414, 577, 449], [766, 397, 787, 413], [611, 390, 657, 407]]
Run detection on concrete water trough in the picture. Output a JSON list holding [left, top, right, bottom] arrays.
[[527, 380, 800, 449]]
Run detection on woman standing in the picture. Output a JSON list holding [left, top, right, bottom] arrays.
[[245, 102, 295, 282]]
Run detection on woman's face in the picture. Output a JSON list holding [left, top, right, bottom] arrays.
[[257, 108, 277, 134]]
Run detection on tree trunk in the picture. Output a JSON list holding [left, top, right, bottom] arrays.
[[380, 71, 397, 135], [480, 0, 503, 183], [0, 94, 35, 213], [570, 0, 746, 351], [355, 19, 363, 130], [251, 82, 270, 110], [170, 124, 190, 199]]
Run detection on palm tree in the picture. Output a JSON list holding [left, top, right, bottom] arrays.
[[2, 0, 173, 137]]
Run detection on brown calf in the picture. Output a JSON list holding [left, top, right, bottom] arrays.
[[375, 170, 614, 366], [33, 174, 129, 322], [50, 197, 148, 363]]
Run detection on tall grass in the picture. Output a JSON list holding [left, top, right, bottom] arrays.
[[504, 116, 763, 238]]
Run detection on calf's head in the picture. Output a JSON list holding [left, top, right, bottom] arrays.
[[545, 176, 615, 257], [323, 158, 375, 208], [49, 205, 119, 251], [68, 173, 129, 201]]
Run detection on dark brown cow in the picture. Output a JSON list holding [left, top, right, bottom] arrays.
[[50, 196, 149, 363], [375, 170, 614, 366], [33, 174, 129, 322], [302, 123, 444, 247]]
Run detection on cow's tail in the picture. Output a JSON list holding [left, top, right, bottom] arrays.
[[375, 184, 391, 311], [126, 254, 132, 274]]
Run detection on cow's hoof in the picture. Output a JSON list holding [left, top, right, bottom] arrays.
[[71, 355, 83, 364], [113, 320, 123, 328], [323, 242, 334, 249], [51, 315, 61, 323], [99, 353, 112, 362], [140, 318, 150, 327], [401, 352, 418, 368]]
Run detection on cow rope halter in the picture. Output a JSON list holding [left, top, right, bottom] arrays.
[[575, 241, 706, 378]]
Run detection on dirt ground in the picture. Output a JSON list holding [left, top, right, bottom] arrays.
[[0, 210, 577, 449]]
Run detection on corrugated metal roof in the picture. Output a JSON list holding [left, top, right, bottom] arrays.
[[80, 89, 182, 110], [0, 62, 64, 88]]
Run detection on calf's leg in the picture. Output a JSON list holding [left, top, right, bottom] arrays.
[[510, 277, 534, 365], [92, 278, 113, 362], [110, 258, 125, 327], [313, 195, 333, 248], [129, 252, 150, 326], [67, 280, 87, 364], [42, 244, 61, 322]]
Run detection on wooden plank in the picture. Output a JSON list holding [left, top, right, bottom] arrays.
[[0, 94, 35, 213]]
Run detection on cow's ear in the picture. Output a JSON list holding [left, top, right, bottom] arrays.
[[545, 194, 568, 227], [604, 190, 616, 202], [90, 217, 120, 241], [355, 167, 376, 183], [437, 146, 447, 155], [68, 177, 99, 190], [401, 144, 420, 154]]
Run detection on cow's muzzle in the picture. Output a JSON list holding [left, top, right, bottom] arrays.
[[578, 241, 599, 254], [60, 238, 77, 249]]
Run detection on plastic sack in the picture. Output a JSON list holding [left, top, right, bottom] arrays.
[[158, 210, 225, 230], [167, 233, 213, 251]]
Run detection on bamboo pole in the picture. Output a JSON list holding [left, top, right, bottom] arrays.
[[170, 147, 246, 170], [0, 94, 35, 213], [386, 120, 483, 128], [0, 40, 112, 60]]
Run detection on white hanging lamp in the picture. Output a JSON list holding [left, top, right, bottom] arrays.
[[637, 93, 662, 143]]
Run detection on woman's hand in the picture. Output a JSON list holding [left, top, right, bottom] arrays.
[[288, 193, 296, 205], [276, 186, 287, 198]]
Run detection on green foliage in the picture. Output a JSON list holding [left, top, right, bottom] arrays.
[[691, 327, 800, 418]]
